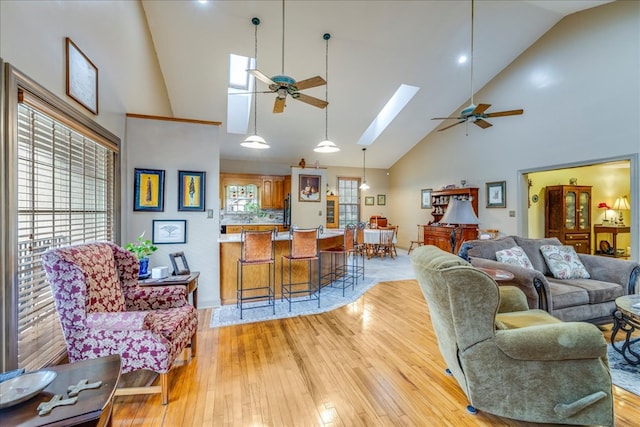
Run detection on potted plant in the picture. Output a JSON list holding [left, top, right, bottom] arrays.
[[125, 232, 158, 278]]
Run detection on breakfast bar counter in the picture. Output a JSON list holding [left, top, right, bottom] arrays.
[[218, 230, 344, 305]]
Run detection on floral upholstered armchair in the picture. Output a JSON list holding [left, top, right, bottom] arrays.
[[42, 242, 198, 404]]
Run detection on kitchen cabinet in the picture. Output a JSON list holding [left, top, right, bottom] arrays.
[[261, 176, 285, 209], [220, 173, 290, 211], [326, 195, 339, 228], [545, 185, 591, 254]]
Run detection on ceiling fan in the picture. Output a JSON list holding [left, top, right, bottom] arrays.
[[248, 1, 328, 113], [432, 0, 523, 132]]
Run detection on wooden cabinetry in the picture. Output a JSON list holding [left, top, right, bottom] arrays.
[[220, 173, 289, 211], [326, 195, 339, 228], [261, 176, 285, 209], [424, 187, 479, 254], [545, 185, 592, 254]]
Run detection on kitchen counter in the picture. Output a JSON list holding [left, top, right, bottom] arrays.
[[218, 230, 344, 304]]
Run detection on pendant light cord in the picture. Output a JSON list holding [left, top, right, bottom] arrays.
[[254, 21, 258, 135], [281, 0, 285, 74], [362, 148, 366, 180], [470, 0, 474, 106], [325, 34, 329, 140]]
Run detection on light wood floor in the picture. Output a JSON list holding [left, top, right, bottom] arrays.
[[111, 280, 640, 426]]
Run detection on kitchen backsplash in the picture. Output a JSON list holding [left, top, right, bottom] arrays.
[[220, 208, 284, 225]]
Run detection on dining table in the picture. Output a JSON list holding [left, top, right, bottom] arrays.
[[363, 228, 397, 259]]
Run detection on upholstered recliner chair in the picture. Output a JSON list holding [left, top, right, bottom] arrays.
[[410, 245, 614, 426], [42, 242, 198, 404]]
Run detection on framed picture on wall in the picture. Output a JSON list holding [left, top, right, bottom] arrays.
[[421, 188, 432, 209], [178, 170, 206, 211], [299, 174, 321, 202], [486, 181, 506, 208], [377, 194, 386, 206], [152, 219, 186, 244], [134, 168, 165, 212], [65, 37, 98, 115], [365, 196, 374, 206]]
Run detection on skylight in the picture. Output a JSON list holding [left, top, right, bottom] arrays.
[[227, 54, 255, 134], [357, 84, 420, 146]]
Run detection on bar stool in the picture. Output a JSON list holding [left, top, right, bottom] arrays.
[[320, 224, 359, 295], [281, 227, 321, 311], [237, 228, 276, 319], [353, 222, 366, 279]]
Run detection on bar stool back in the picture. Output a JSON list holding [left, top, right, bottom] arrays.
[[281, 227, 321, 311], [320, 225, 359, 295], [237, 228, 276, 319]]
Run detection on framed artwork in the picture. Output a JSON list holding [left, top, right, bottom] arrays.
[[299, 174, 321, 202], [364, 196, 375, 206], [169, 252, 190, 275], [152, 219, 186, 244], [421, 188, 432, 209], [134, 168, 165, 212], [65, 37, 98, 114], [178, 170, 206, 211], [486, 181, 506, 208], [377, 194, 386, 206]]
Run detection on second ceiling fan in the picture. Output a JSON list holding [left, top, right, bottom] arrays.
[[248, 1, 327, 113], [432, 0, 523, 131]]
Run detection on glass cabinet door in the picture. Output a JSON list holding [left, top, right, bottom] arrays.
[[565, 191, 576, 230], [579, 191, 590, 231]]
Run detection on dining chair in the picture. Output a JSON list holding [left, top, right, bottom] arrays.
[[377, 226, 397, 259], [408, 224, 425, 254]]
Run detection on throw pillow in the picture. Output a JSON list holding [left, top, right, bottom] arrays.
[[495, 246, 535, 270], [539, 245, 591, 279]]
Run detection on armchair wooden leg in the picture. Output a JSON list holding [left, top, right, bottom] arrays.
[[191, 333, 197, 357], [160, 373, 169, 405]]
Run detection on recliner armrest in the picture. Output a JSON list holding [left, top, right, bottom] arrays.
[[494, 322, 607, 361], [125, 286, 188, 311]]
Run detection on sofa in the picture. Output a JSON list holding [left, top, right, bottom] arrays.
[[460, 236, 639, 323], [410, 245, 614, 425]]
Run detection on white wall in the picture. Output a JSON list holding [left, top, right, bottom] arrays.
[[126, 117, 221, 308], [389, 1, 639, 259]]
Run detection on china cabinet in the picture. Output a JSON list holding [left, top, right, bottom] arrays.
[[545, 185, 592, 254], [326, 195, 339, 228], [423, 187, 479, 254]]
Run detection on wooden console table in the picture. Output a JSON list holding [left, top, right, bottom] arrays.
[[594, 225, 630, 258], [139, 271, 200, 308], [0, 355, 121, 427]]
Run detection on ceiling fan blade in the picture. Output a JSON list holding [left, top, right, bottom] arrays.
[[472, 104, 491, 115], [294, 93, 328, 109], [474, 119, 493, 129], [273, 97, 286, 113], [485, 109, 524, 117], [438, 120, 466, 131], [248, 69, 276, 86], [293, 76, 326, 91]]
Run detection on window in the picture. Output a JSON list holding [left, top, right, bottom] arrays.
[[337, 177, 361, 228], [2, 65, 120, 372]]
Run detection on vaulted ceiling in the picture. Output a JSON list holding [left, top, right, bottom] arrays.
[[141, 0, 611, 169]]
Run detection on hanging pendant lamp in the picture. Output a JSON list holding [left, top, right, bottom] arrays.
[[314, 33, 339, 153], [359, 148, 369, 190], [242, 17, 269, 149]]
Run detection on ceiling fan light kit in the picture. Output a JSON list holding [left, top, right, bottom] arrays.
[[314, 32, 340, 153], [432, 0, 523, 132]]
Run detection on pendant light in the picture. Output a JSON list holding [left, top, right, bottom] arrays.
[[359, 148, 369, 190], [314, 33, 339, 153], [242, 17, 269, 149]]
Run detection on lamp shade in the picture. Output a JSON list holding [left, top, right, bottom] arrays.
[[441, 198, 479, 225], [597, 202, 611, 209], [612, 196, 630, 211], [241, 134, 269, 149], [314, 139, 339, 153]]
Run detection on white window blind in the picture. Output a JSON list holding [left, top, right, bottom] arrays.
[[16, 100, 116, 370], [337, 177, 361, 228]]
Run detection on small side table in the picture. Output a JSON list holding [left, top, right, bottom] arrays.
[[476, 267, 515, 282], [139, 271, 200, 308], [594, 225, 630, 257], [0, 355, 121, 427], [611, 295, 640, 365]]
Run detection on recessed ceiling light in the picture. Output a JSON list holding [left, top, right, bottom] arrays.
[[458, 55, 468, 64]]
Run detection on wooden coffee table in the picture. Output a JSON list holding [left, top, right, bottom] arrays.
[[0, 354, 121, 427], [611, 295, 640, 365]]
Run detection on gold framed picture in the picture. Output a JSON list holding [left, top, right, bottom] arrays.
[[66, 37, 98, 114]]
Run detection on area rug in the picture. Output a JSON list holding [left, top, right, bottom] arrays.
[[608, 343, 640, 396], [210, 250, 415, 328]]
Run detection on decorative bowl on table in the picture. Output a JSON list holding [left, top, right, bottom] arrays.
[[0, 370, 57, 409]]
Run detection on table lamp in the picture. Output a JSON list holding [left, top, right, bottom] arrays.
[[612, 196, 630, 226], [597, 202, 611, 224], [440, 198, 479, 253]]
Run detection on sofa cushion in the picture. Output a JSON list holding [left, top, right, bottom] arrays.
[[513, 236, 562, 275], [495, 246, 535, 270], [547, 280, 590, 309], [540, 245, 590, 279], [555, 278, 625, 304], [466, 236, 517, 261]]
